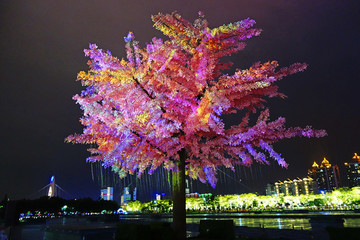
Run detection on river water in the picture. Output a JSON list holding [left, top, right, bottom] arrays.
[[120, 211, 360, 230], [8, 211, 360, 240]]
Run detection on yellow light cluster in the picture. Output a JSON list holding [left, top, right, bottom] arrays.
[[77, 69, 134, 85], [135, 112, 151, 124], [209, 22, 240, 37], [197, 93, 212, 124]]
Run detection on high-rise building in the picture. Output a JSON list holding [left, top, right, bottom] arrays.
[[271, 177, 316, 196], [185, 179, 190, 194], [274, 181, 283, 196], [308, 157, 340, 193], [302, 177, 316, 195], [292, 178, 302, 196], [344, 153, 360, 187], [121, 187, 131, 205], [100, 187, 114, 201], [133, 187, 137, 201], [266, 183, 276, 196]]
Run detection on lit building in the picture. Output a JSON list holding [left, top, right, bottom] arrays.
[[185, 179, 190, 194], [133, 187, 137, 201], [308, 157, 341, 193], [121, 187, 132, 205], [283, 179, 292, 196], [344, 153, 360, 187], [302, 177, 315, 195], [270, 177, 316, 196], [266, 183, 276, 196], [292, 178, 302, 196], [274, 181, 282, 196], [100, 187, 113, 201]]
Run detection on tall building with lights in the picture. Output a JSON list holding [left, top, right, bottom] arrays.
[[344, 153, 360, 187], [271, 177, 316, 196], [302, 177, 315, 195], [308, 158, 340, 193], [100, 187, 114, 201]]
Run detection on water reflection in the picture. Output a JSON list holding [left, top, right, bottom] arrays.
[[118, 212, 360, 230], [186, 217, 312, 230], [344, 218, 360, 228]]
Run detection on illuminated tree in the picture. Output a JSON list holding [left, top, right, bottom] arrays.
[[186, 197, 203, 211], [125, 200, 143, 212], [67, 12, 326, 239]]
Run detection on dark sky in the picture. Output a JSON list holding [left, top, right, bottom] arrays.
[[0, 0, 359, 200]]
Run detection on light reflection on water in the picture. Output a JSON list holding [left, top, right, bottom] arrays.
[[119, 212, 360, 230], [186, 217, 312, 230], [344, 218, 360, 228]]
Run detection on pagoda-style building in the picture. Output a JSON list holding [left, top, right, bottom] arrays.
[[344, 153, 360, 187], [308, 157, 341, 193]]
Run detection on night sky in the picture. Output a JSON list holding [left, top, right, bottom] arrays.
[[1, 0, 359, 201]]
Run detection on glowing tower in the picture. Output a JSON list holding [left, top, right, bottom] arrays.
[[308, 158, 340, 192], [48, 176, 56, 197], [344, 153, 360, 187]]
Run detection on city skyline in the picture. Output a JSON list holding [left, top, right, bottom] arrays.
[[0, 0, 359, 200]]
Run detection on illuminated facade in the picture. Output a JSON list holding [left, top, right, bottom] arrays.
[[344, 153, 360, 187], [292, 179, 301, 196], [100, 187, 113, 201], [308, 158, 340, 193], [302, 177, 315, 195], [120, 186, 137, 205], [284, 179, 292, 195], [269, 177, 316, 196], [121, 187, 131, 205]]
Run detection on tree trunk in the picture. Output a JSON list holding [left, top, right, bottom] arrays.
[[172, 148, 186, 240]]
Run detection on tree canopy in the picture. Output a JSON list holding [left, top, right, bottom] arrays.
[[67, 11, 326, 187]]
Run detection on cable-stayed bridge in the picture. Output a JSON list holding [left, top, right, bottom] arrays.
[[28, 176, 68, 199]]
